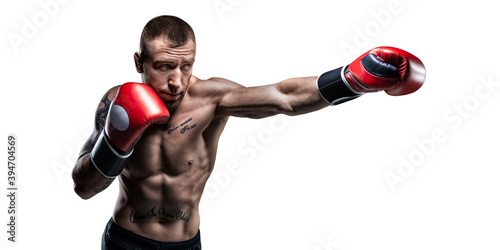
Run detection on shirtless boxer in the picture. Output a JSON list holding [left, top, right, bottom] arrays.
[[72, 15, 425, 249]]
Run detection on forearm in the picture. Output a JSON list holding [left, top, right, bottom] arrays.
[[72, 153, 115, 200], [276, 76, 329, 116]]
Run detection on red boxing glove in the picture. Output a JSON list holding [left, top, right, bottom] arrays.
[[317, 46, 426, 105], [91, 82, 170, 177], [345, 46, 426, 96]]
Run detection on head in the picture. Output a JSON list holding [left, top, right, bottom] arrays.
[[134, 15, 196, 111]]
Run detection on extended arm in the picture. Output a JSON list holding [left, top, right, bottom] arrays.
[[216, 46, 426, 118], [216, 76, 329, 118]]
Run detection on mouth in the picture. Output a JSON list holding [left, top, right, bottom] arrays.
[[161, 91, 181, 101]]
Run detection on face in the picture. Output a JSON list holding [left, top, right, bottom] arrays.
[[135, 36, 196, 112]]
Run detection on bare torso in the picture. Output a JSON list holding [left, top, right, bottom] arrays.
[[71, 67, 325, 242], [112, 78, 229, 242]]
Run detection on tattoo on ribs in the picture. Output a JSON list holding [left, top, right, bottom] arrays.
[[129, 206, 190, 224], [95, 94, 112, 131]]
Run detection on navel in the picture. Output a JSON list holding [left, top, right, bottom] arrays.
[[188, 160, 194, 166]]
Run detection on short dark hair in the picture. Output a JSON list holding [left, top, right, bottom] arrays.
[[139, 15, 196, 60]]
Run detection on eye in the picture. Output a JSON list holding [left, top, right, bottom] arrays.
[[156, 64, 173, 71], [182, 64, 192, 70]]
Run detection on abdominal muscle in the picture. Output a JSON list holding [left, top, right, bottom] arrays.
[[112, 173, 204, 242], [111, 124, 214, 242]]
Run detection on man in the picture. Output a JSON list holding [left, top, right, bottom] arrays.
[[72, 15, 425, 249]]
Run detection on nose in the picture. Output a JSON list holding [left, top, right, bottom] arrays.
[[168, 79, 181, 90], [168, 68, 182, 91]]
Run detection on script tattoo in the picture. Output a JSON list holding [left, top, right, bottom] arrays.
[[95, 93, 112, 131], [130, 206, 190, 224], [168, 117, 197, 135], [93, 178, 113, 193]]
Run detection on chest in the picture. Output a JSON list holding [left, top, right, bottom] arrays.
[[125, 99, 219, 176]]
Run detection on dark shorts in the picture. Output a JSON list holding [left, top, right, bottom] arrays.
[[101, 218, 202, 250]]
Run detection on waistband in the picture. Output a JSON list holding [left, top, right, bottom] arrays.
[[106, 218, 201, 250]]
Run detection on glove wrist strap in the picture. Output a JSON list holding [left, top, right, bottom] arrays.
[[316, 66, 363, 105], [90, 131, 132, 178]]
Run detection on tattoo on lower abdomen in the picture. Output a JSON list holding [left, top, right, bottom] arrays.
[[130, 206, 190, 224]]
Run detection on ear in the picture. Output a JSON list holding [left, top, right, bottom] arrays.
[[134, 52, 143, 73]]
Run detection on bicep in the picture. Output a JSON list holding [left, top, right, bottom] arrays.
[[215, 77, 326, 118], [216, 83, 288, 118]]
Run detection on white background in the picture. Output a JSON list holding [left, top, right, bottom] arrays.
[[1, 0, 499, 249]]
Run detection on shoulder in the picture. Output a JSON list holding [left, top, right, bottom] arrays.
[[97, 85, 121, 104], [187, 76, 244, 100], [106, 85, 121, 99]]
